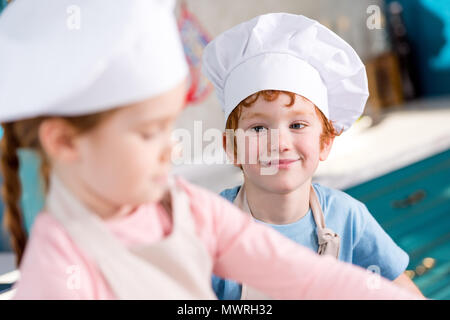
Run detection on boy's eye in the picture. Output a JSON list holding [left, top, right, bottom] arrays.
[[290, 123, 305, 130], [251, 125, 267, 133]]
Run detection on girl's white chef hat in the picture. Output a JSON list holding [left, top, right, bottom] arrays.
[[202, 13, 369, 132], [0, 0, 188, 122]]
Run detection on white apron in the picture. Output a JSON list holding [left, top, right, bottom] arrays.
[[233, 185, 340, 300], [46, 174, 217, 299]]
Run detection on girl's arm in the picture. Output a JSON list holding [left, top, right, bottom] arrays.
[[393, 273, 425, 297], [12, 213, 109, 300], [213, 210, 421, 299], [180, 179, 424, 300]]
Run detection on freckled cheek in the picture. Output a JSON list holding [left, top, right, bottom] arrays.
[[238, 136, 262, 165], [290, 147, 319, 173], [293, 134, 321, 155]]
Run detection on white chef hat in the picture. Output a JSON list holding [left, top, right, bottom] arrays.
[[202, 13, 369, 132], [0, 0, 188, 123]]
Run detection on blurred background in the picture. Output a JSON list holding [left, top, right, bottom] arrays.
[[0, 0, 449, 299]]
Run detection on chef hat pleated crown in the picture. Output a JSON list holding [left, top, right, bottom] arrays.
[[202, 13, 369, 132], [0, 0, 188, 122]]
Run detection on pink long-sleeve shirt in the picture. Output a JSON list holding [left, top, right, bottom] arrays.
[[12, 178, 421, 299]]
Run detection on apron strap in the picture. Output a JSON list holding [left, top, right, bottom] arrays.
[[309, 186, 340, 259]]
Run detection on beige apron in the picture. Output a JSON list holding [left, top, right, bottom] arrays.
[[46, 174, 217, 300], [234, 185, 340, 300]]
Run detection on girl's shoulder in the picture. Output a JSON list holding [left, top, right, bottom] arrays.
[[27, 212, 77, 253], [176, 177, 246, 214], [175, 177, 254, 255], [175, 177, 234, 207], [14, 212, 106, 299], [22, 211, 92, 272]]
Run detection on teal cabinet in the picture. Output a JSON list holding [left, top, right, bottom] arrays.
[[0, 1, 8, 14], [345, 149, 450, 299]]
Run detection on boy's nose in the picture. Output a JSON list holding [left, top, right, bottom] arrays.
[[270, 128, 292, 153]]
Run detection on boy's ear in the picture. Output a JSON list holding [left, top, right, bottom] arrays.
[[39, 118, 79, 163], [319, 136, 334, 161]]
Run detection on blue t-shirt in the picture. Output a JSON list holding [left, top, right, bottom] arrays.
[[212, 183, 409, 300]]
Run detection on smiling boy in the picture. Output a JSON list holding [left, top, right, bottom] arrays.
[[202, 13, 423, 299]]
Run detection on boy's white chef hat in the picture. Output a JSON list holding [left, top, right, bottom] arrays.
[[0, 0, 188, 123], [202, 13, 369, 132]]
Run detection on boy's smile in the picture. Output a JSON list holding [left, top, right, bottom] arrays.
[[259, 157, 302, 169]]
